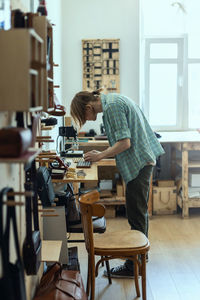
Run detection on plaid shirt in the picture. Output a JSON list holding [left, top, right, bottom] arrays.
[[101, 93, 165, 184]]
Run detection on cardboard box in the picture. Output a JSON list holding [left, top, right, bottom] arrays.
[[157, 180, 175, 187], [153, 186, 177, 215]]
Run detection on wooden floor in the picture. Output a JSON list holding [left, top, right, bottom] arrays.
[[71, 211, 200, 300]]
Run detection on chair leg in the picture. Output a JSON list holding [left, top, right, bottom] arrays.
[[101, 255, 104, 266], [141, 253, 147, 300], [134, 256, 140, 297], [87, 255, 91, 296], [90, 263, 96, 300], [105, 257, 112, 284]]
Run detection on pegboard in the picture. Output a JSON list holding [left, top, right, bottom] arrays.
[[82, 39, 120, 93]]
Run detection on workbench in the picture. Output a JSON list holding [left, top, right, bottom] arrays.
[[78, 131, 200, 218]]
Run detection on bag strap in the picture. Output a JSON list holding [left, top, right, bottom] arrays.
[[25, 160, 39, 239], [0, 187, 10, 274], [31, 160, 40, 231], [3, 187, 22, 263]]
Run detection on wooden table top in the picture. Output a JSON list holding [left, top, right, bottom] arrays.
[[51, 159, 116, 183], [52, 161, 98, 183]]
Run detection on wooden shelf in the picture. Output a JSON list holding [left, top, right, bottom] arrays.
[[0, 29, 44, 111], [176, 159, 200, 168], [99, 196, 125, 206], [0, 148, 41, 164], [177, 195, 200, 210], [42, 240, 62, 262], [41, 126, 55, 130]]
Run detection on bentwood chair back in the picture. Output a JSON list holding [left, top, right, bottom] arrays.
[[79, 190, 150, 300]]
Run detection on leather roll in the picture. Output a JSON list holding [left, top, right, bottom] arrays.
[[0, 127, 32, 157]]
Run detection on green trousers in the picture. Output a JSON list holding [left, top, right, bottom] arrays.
[[125, 165, 153, 270]]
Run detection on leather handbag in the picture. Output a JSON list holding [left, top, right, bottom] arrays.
[[0, 127, 32, 157], [0, 187, 27, 300], [23, 161, 42, 275], [34, 262, 88, 300]]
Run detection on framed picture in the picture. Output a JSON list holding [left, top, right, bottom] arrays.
[[82, 39, 120, 93]]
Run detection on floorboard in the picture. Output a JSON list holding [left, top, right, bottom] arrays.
[[71, 212, 200, 299]]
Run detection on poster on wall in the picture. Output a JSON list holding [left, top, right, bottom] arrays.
[[0, 0, 10, 29], [82, 39, 120, 93]]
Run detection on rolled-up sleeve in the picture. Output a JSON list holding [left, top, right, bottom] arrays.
[[105, 102, 131, 141]]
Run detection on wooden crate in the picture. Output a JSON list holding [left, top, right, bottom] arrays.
[[153, 186, 177, 215]]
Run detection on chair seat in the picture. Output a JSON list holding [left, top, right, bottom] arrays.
[[67, 216, 106, 233], [94, 229, 148, 251]]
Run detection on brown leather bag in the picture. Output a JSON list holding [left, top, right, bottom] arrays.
[[0, 127, 32, 157], [34, 263, 88, 300]]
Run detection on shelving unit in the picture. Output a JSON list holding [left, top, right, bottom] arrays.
[[0, 29, 44, 111], [0, 11, 62, 300], [171, 141, 200, 218], [32, 15, 54, 112]]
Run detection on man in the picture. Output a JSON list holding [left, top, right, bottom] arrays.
[[70, 89, 165, 278]]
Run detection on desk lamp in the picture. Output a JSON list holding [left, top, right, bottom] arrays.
[[58, 126, 83, 158]]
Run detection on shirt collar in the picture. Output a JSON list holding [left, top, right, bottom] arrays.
[[100, 93, 107, 113]]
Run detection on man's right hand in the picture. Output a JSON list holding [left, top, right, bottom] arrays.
[[84, 150, 102, 162]]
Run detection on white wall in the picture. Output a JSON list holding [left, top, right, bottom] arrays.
[[61, 0, 139, 134]]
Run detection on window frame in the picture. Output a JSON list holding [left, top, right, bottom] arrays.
[[143, 36, 190, 131]]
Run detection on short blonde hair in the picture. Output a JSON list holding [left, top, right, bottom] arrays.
[[70, 89, 102, 127]]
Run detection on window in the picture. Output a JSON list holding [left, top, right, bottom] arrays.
[[143, 36, 200, 131], [141, 0, 200, 131]]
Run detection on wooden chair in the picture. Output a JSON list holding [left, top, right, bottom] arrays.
[[79, 190, 150, 300]]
